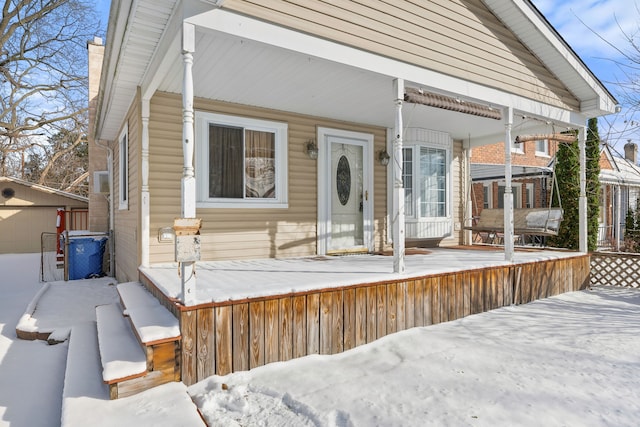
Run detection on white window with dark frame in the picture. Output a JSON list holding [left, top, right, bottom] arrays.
[[118, 124, 128, 210], [526, 183, 534, 208], [483, 183, 492, 209], [535, 139, 549, 156], [195, 112, 288, 208], [497, 183, 522, 208]]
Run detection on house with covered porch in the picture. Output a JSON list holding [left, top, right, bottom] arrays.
[[87, 0, 617, 391]]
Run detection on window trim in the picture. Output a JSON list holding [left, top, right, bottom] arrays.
[[511, 138, 524, 154], [403, 142, 451, 220], [526, 183, 535, 208], [483, 183, 493, 209], [535, 139, 549, 157], [118, 124, 129, 210], [498, 182, 522, 209], [195, 111, 288, 209]]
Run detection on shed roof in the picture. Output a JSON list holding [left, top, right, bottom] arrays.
[[0, 176, 88, 203]]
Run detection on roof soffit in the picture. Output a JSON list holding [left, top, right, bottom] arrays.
[[96, 0, 180, 142]]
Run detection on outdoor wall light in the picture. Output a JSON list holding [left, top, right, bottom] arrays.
[[378, 149, 390, 166], [158, 226, 175, 243], [306, 139, 318, 160]]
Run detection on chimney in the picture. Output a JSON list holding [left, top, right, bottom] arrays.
[[624, 140, 638, 164]]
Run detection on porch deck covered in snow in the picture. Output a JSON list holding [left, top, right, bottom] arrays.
[[138, 247, 589, 386]]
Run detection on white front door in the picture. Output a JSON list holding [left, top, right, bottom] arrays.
[[317, 128, 373, 255]]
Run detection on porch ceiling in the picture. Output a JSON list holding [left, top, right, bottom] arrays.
[[155, 29, 510, 143]]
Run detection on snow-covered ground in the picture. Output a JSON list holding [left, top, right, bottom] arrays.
[[2, 253, 640, 426]]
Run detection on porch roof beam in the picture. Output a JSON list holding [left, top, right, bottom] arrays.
[[404, 87, 502, 120]]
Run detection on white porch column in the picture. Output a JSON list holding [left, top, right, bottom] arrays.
[[181, 22, 197, 305], [615, 184, 621, 251], [503, 107, 514, 262], [392, 78, 405, 273], [463, 140, 472, 245], [141, 98, 150, 268], [182, 22, 196, 219], [579, 126, 588, 252]]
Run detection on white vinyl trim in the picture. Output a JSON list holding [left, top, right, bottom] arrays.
[[194, 111, 288, 209], [317, 127, 374, 255], [118, 123, 129, 210]]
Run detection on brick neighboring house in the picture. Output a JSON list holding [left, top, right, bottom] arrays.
[[470, 137, 640, 250], [599, 142, 640, 250], [470, 138, 557, 219]]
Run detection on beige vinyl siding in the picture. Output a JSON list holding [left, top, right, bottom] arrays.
[[113, 95, 140, 282], [223, 0, 578, 110], [0, 207, 58, 253], [148, 91, 388, 262], [0, 183, 87, 253]]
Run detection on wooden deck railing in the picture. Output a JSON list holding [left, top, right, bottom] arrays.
[[590, 251, 640, 288], [140, 254, 590, 386]]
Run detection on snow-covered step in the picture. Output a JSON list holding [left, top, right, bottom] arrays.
[[61, 321, 108, 426], [95, 303, 147, 384], [117, 282, 180, 345], [93, 282, 182, 399], [117, 281, 164, 310]]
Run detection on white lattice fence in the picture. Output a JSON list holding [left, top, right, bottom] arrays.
[[590, 252, 640, 288]]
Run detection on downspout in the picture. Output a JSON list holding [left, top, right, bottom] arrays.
[[578, 126, 587, 252], [503, 107, 514, 262], [392, 78, 405, 273], [96, 139, 115, 276], [140, 98, 150, 267]]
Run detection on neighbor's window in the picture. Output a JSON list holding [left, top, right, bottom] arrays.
[[526, 183, 534, 208], [118, 124, 129, 210], [483, 184, 492, 209], [535, 139, 549, 156], [498, 183, 522, 209], [403, 144, 449, 218], [195, 112, 288, 208], [511, 138, 524, 154]]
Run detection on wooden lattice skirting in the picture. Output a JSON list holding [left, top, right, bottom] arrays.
[[590, 252, 640, 288]]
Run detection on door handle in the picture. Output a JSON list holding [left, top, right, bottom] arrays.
[[365, 190, 369, 201]]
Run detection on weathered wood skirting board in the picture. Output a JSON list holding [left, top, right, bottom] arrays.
[[140, 254, 589, 386]]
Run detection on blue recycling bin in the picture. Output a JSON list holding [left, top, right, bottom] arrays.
[[68, 237, 107, 280]]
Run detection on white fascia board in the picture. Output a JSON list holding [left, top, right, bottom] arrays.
[[186, 8, 593, 128], [486, 0, 617, 116], [96, 0, 136, 141]]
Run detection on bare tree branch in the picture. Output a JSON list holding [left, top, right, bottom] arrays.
[[0, 0, 99, 194]]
